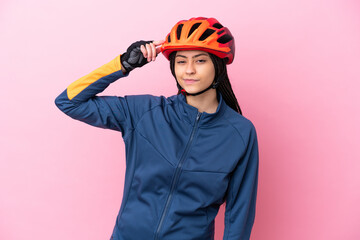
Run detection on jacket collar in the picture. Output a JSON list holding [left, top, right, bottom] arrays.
[[175, 91, 227, 126]]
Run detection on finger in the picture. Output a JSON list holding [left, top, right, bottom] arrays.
[[153, 40, 165, 46], [140, 45, 147, 58], [150, 42, 156, 61], [145, 43, 152, 62], [156, 46, 162, 55], [153, 40, 165, 56]]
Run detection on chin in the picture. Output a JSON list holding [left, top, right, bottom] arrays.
[[183, 87, 200, 94]]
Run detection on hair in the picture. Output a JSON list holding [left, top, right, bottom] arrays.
[[169, 51, 243, 115]]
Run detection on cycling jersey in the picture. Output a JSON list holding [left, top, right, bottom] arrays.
[[55, 55, 259, 240]]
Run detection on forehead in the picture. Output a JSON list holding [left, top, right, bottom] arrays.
[[175, 50, 210, 57]]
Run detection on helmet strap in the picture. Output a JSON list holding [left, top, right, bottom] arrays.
[[177, 77, 221, 97]]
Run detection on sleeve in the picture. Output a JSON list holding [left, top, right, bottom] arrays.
[[54, 55, 147, 139], [223, 123, 259, 240]]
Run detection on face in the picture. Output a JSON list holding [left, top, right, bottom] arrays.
[[174, 50, 216, 94]]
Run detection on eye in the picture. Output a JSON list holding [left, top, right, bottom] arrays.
[[176, 60, 186, 64], [196, 59, 207, 63]]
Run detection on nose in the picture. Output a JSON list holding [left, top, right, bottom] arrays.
[[185, 61, 195, 75]]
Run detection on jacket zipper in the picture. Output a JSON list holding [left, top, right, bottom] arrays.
[[154, 112, 202, 240]]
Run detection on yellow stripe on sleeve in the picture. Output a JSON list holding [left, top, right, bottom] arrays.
[[67, 55, 122, 100]]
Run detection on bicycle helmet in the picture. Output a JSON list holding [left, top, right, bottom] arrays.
[[161, 17, 235, 96], [161, 17, 235, 64]]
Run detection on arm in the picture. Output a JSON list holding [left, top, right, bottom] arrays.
[[54, 55, 131, 133], [54, 40, 164, 137], [223, 123, 259, 240]]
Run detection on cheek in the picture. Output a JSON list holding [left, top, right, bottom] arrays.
[[174, 65, 181, 79], [203, 64, 215, 82]]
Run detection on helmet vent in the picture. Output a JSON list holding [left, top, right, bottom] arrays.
[[167, 35, 171, 42], [176, 24, 184, 40], [218, 30, 225, 35], [213, 23, 224, 29], [199, 29, 216, 41], [188, 23, 201, 37], [217, 34, 233, 44]]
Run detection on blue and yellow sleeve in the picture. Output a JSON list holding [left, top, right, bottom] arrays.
[[66, 55, 124, 102], [54, 55, 134, 136]]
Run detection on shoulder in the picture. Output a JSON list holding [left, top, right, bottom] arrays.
[[124, 94, 177, 105], [223, 107, 258, 146], [123, 94, 179, 112]]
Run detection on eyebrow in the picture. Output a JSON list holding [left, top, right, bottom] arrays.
[[175, 53, 209, 59]]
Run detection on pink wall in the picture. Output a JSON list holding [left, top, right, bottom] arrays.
[[1, 0, 359, 239]]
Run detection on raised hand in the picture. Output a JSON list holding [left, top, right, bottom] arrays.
[[120, 40, 165, 73]]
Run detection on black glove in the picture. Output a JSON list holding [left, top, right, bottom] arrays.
[[120, 40, 153, 73]]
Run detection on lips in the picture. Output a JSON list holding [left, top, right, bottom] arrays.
[[183, 79, 199, 84]]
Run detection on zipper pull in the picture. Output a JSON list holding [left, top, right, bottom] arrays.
[[196, 112, 201, 121]]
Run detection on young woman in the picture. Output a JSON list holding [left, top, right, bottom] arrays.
[[55, 17, 259, 240]]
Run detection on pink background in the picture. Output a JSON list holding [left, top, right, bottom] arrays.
[[1, 0, 359, 239]]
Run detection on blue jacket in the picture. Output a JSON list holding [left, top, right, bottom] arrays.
[[55, 55, 259, 240]]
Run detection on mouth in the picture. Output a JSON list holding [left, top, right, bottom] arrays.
[[183, 79, 199, 84]]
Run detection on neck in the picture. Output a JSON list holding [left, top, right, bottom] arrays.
[[185, 89, 219, 113]]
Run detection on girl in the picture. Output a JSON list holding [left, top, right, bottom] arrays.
[[55, 17, 259, 240]]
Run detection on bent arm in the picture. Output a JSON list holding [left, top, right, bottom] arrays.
[[54, 55, 133, 135]]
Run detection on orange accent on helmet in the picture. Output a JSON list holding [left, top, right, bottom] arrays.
[[161, 17, 235, 64]]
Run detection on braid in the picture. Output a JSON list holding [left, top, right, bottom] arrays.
[[217, 76, 242, 115], [169, 52, 243, 115], [208, 54, 242, 115]]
